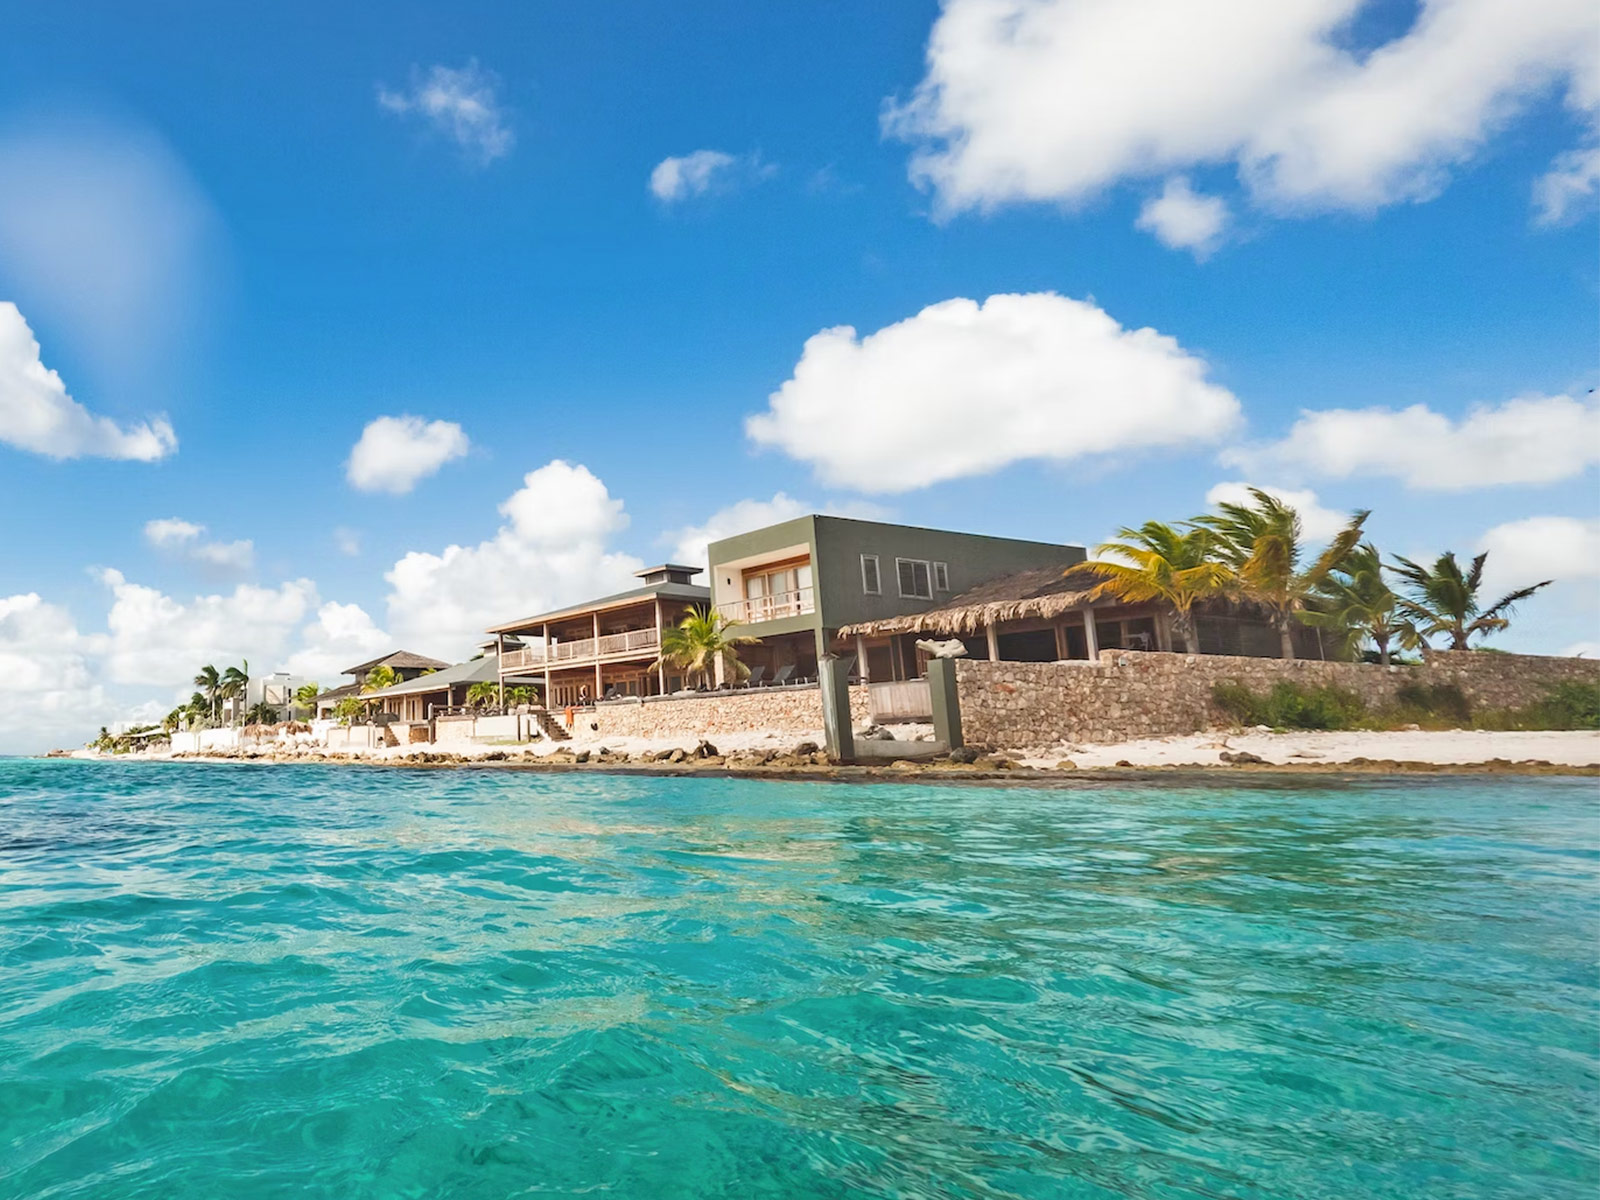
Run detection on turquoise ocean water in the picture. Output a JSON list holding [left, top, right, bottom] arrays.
[[1, 760, 1596, 1199]]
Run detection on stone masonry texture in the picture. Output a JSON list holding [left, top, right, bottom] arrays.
[[955, 650, 1600, 749], [589, 686, 873, 741]]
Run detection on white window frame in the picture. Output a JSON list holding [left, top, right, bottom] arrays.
[[860, 554, 881, 595], [896, 557, 933, 600], [932, 561, 949, 592]]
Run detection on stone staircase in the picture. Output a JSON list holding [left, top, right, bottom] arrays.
[[530, 708, 571, 741]]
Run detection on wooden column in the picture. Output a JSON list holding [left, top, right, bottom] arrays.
[[855, 634, 869, 683], [986, 622, 1000, 662], [655, 598, 666, 694], [592, 612, 602, 699], [542, 623, 552, 705], [1054, 622, 1067, 660], [496, 632, 505, 707], [1081, 606, 1100, 661]]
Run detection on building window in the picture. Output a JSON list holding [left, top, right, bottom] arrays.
[[932, 561, 949, 591], [861, 554, 881, 594], [896, 558, 933, 600]]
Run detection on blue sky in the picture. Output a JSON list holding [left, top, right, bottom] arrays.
[[1, 0, 1597, 749]]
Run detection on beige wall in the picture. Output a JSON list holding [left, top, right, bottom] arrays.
[[956, 650, 1600, 748], [589, 685, 873, 741]]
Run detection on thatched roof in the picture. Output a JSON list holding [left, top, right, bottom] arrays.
[[341, 650, 451, 677], [839, 566, 1102, 637]]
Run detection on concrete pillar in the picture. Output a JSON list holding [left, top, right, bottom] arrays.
[[592, 612, 603, 698], [1081, 606, 1100, 661], [496, 632, 505, 707], [927, 657, 963, 750], [986, 623, 1000, 662], [855, 634, 869, 683], [654, 599, 667, 694], [819, 653, 855, 763], [542, 623, 552, 706]]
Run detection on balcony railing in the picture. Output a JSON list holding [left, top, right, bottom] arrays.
[[499, 626, 660, 671], [716, 587, 815, 624]]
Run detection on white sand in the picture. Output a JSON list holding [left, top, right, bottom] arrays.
[[1013, 728, 1600, 769]]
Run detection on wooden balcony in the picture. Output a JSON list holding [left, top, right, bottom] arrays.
[[715, 587, 815, 625], [500, 626, 660, 672]]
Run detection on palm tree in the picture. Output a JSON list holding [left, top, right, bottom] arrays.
[[1196, 488, 1368, 660], [220, 660, 249, 727], [244, 701, 281, 725], [194, 664, 221, 723], [162, 707, 184, 734], [1064, 522, 1232, 653], [1303, 542, 1412, 665], [1390, 551, 1551, 651], [656, 606, 757, 689], [465, 680, 499, 709], [184, 691, 210, 729], [362, 664, 400, 693], [293, 683, 320, 712]]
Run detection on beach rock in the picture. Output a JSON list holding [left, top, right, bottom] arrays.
[[793, 740, 819, 756], [1219, 750, 1266, 765], [947, 746, 981, 764], [1115, 759, 1134, 768], [1054, 760, 1078, 770], [574, 750, 591, 763], [695, 740, 718, 758], [667, 748, 687, 764]]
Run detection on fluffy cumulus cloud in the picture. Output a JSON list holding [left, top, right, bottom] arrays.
[[0, 302, 177, 461], [96, 569, 317, 688], [887, 0, 1599, 236], [346, 414, 470, 494], [1136, 177, 1229, 257], [1223, 392, 1600, 490], [649, 149, 775, 202], [144, 517, 253, 572], [1476, 515, 1600, 595], [746, 292, 1241, 492], [384, 460, 644, 658], [1204, 481, 1354, 543], [0, 593, 115, 753], [378, 60, 513, 164], [281, 601, 392, 685]]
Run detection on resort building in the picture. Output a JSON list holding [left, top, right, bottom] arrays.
[[355, 654, 544, 723], [486, 565, 711, 707], [705, 516, 1089, 684], [312, 650, 451, 719]]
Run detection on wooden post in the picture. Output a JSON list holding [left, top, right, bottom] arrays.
[[1054, 622, 1067, 660], [592, 612, 603, 699], [542, 622, 552, 706], [655, 598, 666, 694], [986, 622, 1000, 662], [855, 634, 870, 683], [1081, 606, 1100, 661], [496, 632, 505, 707]]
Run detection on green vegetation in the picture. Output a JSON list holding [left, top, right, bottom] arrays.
[[1065, 522, 1231, 653], [1211, 677, 1599, 732], [362, 664, 400, 693], [333, 696, 366, 724], [657, 606, 758, 688], [1071, 489, 1557, 660]]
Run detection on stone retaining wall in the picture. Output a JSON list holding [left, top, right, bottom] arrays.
[[589, 685, 872, 741], [956, 650, 1600, 748]]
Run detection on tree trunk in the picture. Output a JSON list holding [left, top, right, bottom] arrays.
[[1175, 611, 1199, 655], [1376, 633, 1390, 667], [1278, 620, 1297, 661]]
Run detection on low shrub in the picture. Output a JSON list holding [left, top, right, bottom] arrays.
[[1391, 682, 1472, 726], [1210, 680, 1368, 731], [1476, 681, 1600, 732]]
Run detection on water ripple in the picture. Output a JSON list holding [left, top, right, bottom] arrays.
[[1, 761, 1596, 1198]]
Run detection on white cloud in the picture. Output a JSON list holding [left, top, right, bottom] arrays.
[[346, 415, 470, 494], [648, 149, 775, 202], [1561, 640, 1600, 658], [746, 292, 1241, 493], [378, 61, 513, 164], [1476, 516, 1600, 595], [143, 517, 253, 572], [384, 460, 644, 658], [662, 493, 892, 568], [1204, 481, 1353, 543], [0, 593, 115, 753], [1533, 143, 1600, 225], [0, 303, 177, 461], [1136, 177, 1229, 256], [887, 0, 1598, 233], [1223, 392, 1600, 490], [97, 568, 317, 688], [281, 601, 392, 685]]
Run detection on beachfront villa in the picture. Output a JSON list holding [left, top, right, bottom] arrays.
[[354, 653, 545, 723], [312, 650, 451, 719], [486, 565, 712, 707]]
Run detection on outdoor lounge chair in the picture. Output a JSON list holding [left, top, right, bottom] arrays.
[[741, 665, 767, 689], [771, 665, 795, 687]]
